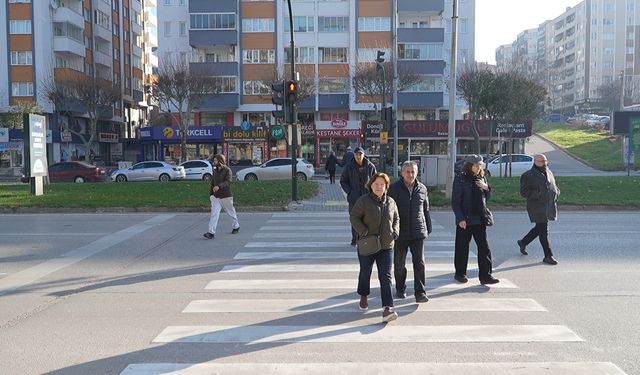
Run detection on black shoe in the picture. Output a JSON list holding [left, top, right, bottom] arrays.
[[517, 240, 528, 255], [543, 256, 558, 265], [480, 276, 500, 285], [454, 274, 468, 283], [203, 232, 214, 239], [396, 290, 407, 299], [415, 293, 429, 303], [231, 227, 239, 234]]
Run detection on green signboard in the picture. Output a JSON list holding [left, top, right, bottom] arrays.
[[271, 125, 285, 139]]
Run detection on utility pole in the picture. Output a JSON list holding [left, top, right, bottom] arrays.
[[445, 0, 459, 198], [286, 0, 298, 202], [392, 0, 399, 177], [376, 50, 387, 174]]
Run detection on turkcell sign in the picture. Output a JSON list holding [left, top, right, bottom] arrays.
[[140, 126, 222, 142]]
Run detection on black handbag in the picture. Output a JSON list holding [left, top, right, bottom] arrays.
[[357, 199, 387, 256]]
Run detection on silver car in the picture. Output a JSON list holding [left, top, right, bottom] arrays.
[[485, 154, 534, 177], [236, 158, 315, 181], [111, 161, 186, 182], [179, 159, 214, 181]]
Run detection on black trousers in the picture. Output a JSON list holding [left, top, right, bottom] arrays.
[[327, 170, 336, 184], [393, 238, 426, 296], [454, 224, 493, 280], [522, 222, 553, 257], [348, 202, 357, 244]]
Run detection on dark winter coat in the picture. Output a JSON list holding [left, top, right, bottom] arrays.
[[350, 193, 400, 250], [387, 179, 432, 240], [325, 154, 338, 172], [210, 163, 233, 199], [520, 166, 560, 223], [340, 157, 377, 205], [341, 151, 354, 167], [451, 172, 493, 226]]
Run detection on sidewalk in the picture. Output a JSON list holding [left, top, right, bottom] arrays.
[[290, 178, 348, 212]]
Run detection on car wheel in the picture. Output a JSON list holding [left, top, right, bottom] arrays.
[[159, 173, 170, 182], [74, 176, 85, 183], [296, 172, 307, 181], [115, 174, 127, 182], [244, 173, 257, 181], [202, 173, 212, 181]]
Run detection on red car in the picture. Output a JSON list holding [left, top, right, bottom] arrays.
[[47, 161, 110, 183]]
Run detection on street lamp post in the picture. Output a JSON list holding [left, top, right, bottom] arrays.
[[285, 0, 298, 202], [376, 50, 387, 174], [445, 0, 459, 198]]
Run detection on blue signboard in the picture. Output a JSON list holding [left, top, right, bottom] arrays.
[[140, 126, 223, 143]]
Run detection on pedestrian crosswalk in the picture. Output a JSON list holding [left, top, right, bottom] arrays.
[[120, 212, 627, 375]]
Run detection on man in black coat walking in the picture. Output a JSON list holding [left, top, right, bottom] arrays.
[[340, 147, 377, 246], [388, 161, 432, 302], [325, 151, 338, 184], [518, 154, 560, 265]]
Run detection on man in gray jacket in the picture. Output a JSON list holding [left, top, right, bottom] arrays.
[[518, 154, 560, 265], [203, 154, 240, 239]]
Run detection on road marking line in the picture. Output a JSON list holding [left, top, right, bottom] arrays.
[[152, 324, 582, 343], [244, 241, 454, 248], [253, 232, 452, 238], [204, 278, 518, 290], [0, 233, 108, 236], [234, 251, 464, 260], [220, 263, 467, 273], [0, 214, 175, 295], [259, 225, 445, 231]]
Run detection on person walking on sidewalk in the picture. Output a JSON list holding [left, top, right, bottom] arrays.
[[350, 172, 400, 323], [341, 147, 377, 246], [325, 151, 338, 184], [517, 153, 560, 265], [387, 161, 432, 303], [451, 155, 499, 285], [203, 154, 240, 239]]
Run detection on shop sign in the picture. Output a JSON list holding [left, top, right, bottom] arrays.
[[397, 120, 532, 138], [300, 123, 315, 136], [223, 128, 267, 142], [140, 126, 223, 142], [61, 131, 72, 142], [99, 132, 119, 143], [315, 120, 361, 130], [363, 121, 383, 137], [316, 129, 361, 137], [331, 118, 348, 128], [271, 125, 285, 139]]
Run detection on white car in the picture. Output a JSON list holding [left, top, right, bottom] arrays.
[[179, 159, 213, 181], [485, 154, 534, 177], [236, 158, 315, 181], [111, 161, 186, 182]]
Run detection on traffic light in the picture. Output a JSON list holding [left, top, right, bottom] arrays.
[[286, 80, 298, 105], [376, 50, 385, 72], [381, 106, 393, 131], [271, 81, 286, 120]]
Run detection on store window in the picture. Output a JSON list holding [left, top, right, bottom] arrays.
[[200, 112, 227, 125]]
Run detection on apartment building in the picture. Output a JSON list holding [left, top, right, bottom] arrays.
[[154, 0, 480, 167], [0, 0, 157, 175], [496, 0, 640, 114]]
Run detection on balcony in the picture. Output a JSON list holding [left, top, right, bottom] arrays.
[[397, 92, 443, 109], [398, 0, 444, 14], [196, 93, 239, 111], [132, 44, 143, 57], [95, 51, 111, 67], [318, 94, 349, 110], [94, 24, 111, 42], [53, 37, 85, 57], [189, 30, 237, 48], [53, 6, 85, 29], [189, 62, 238, 76], [146, 52, 158, 67], [398, 60, 445, 75], [144, 30, 158, 47], [397, 28, 444, 43], [189, 0, 236, 13], [131, 21, 142, 36], [145, 10, 157, 27]]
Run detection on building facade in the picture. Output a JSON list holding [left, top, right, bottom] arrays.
[[154, 0, 481, 168], [0, 0, 157, 177]]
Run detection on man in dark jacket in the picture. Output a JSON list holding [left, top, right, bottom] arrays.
[[340, 147, 377, 246], [203, 154, 240, 239], [388, 161, 432, 303], [341, 146, 354, 167], [518, 154, 560, 265], [325, 151, 338, 184]]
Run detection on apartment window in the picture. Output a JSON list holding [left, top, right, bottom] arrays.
[[242, 18, 275, 32], [95, 10, 110, 29], [401, 76, 443, 92], [284, 47, 315, 64], [398, 43, 443, 60], [10, 51, 33, 65], [603, 32, 614, 40], [627, 47, 635, 54], [603, 47, 614, 55], [11, 82, 34, 96], [53, 22, 83, 42], [459, 19, 468, 33], [9, 20, 32, 34], [602, 18, 613, 25], [214, 76, 237, 93], [113, 0, 119, 10], [164, 21, 172, 36], [603, 61, 614, 68], [9, 0, 32, 2], [628, 32, 635, 40], [318, 16, 349, 32], [114, 47, 120, 60], [319, 47, 348, 63], [83, 8, 91, 22], [132, 10, 141, 25], [284, 16, 314, 32], [164, 0, 171, 5], [319, 78, 349, 94], [357, 17, 390, 32], [113, 22, 119, 36], [243, 49, 275, 64], [125, 54, 131, 65], [319, 113, 348, 121], [243, 80, 270, 95], [179, 21, 187, 36], [190, 13, 236, 30], [357, 48, 390, 62]]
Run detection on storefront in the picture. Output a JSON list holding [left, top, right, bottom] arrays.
[[314, 119, 362, 167], [222, 126, 268, 166], [298, 114, 316, 165], [139, 125, 223, 163], [0, 128, 23, 176]]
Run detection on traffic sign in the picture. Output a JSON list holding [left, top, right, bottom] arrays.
[[271, 125, 285, 139], [380, 131, 388, 144]]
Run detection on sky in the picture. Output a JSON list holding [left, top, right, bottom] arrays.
[[475, 0, 583, 64]]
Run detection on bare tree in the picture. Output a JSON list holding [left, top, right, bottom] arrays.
[[352, 61, 421, 104], [42, 74, 121, 162], [259, 71, 316, 105], [151, 58, 220, 163], [0, 101, 45, 129], [597, 79, 622, 113]]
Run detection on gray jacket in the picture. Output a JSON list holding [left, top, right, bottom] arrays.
[[520, 166, 560, 223]]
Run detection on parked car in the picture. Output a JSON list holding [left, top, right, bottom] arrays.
[[46, 161, 110, 183], [110, 161, 186, 182], [179, 159, 213, 181], [485, 154, 534, 177], [543, 113, 566, 122], [235, 158, 315, 181]]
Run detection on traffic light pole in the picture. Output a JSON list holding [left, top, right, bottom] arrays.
[[286, 0, 298, 202], [376, 50, 387, 174]]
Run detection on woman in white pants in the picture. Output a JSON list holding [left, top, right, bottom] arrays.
[[203, 154, 239, 239]]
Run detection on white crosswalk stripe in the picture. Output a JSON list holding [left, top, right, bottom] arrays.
[[234, 251, 466, 259], [220, 263, 468, 273], [244, 241, 455, 247], [253, 232, 452, 238]]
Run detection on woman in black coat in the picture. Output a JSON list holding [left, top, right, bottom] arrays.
[[451, 155, 499, 285], [325, 151, 338, 184]]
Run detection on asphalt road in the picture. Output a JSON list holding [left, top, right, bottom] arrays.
[[0, 211, 638, 374]]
